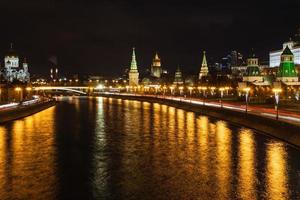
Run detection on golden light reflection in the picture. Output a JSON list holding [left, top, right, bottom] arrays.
[[0, 107, 56, 199], [215, 121, 232, 199], [237, 129, 257, 200], [198, 116, 209, 180], [266, 142, 289, 200]]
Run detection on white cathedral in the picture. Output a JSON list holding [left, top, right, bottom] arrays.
[[1, 44, 30, 83]]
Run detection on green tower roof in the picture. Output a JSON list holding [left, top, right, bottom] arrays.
[[130, 47, 138, 70], [282, 46, 293, 55]]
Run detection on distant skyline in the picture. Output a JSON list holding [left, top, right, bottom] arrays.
[[1, 0, 300, 76]]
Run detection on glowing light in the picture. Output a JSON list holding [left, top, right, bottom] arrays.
[[15, 87, 22, 92], [26, 87, 32, 91]]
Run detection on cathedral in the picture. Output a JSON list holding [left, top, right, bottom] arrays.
[[1, 44, 30, 83]]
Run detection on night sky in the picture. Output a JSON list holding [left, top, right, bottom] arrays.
[[1, 0, 300, 76]]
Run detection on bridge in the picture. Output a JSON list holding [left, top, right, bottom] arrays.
[[33, 86, 92, 95]]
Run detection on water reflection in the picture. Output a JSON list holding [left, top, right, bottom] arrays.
[[238, 129, 257, 200], [0, 97, 298, 200], [266, 142, 289, 200]]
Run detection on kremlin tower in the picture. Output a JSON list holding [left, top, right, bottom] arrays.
[[198, 51, 209, 79], [151, 52, 162, 78], [128, 48, 139, 86]]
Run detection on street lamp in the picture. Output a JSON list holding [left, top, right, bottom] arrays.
[[169, 86, 174, 95], [188, 87, 193, 96], [219, 87, 225, 108], [272, 88, 282, 120], [201, 86, 207, 105], [179, 86, 184, 96], [15, 87, 22, 102], [243, 87, 250, 113], [210, 86, 216, 96]]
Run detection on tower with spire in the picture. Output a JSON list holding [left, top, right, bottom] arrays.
[[198, 51, 209, 79], [243, 51, 263, 83], [151, 52, 162, 78], [1, 43, 30, 83], [173, 67, 184, 85], [128, 47, 139, 86], [276, 46, 298, 82]]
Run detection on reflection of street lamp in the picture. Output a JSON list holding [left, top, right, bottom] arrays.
[[219, 87, 225, 108], [272, 88, 282, 120], [243, 87, 250, 113]]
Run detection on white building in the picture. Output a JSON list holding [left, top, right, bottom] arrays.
[[1, 44, 30, 83], [270, 40, 300, 67]]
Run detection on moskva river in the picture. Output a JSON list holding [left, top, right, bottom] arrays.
[[0, 97, 300, 199]]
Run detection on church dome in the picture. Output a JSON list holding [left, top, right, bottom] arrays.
[[5, 44, 18, 57]]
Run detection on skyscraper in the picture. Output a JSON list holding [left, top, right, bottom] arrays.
[[128, 48, 139, 86]]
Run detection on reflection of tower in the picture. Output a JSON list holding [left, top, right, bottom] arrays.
[[199, 51, 209, 79], [173, 67, 184, 85], [128, 47, 139, 86], [151, 52, 162, 78]]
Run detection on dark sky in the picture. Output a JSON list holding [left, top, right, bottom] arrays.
[[1, 0, 300, 76]]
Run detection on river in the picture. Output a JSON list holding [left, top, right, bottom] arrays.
[[0, 97, 299, 199]]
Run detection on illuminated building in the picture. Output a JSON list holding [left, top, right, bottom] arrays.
[[198, 51, 209, 79], [276, 46, 299, 83], [173, 67, 184, 85], [242, 52, 264, 83], [269, 28, 300, 67], [151, 52, 162, 78], [128, 48, 139, 86], [1, 44, 30, 83]]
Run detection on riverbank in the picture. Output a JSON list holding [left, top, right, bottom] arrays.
[[0, 100, 56, 124], [99, 93, 300, 147]]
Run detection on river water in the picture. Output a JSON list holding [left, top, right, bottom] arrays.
[[0, 97, 300, 200]]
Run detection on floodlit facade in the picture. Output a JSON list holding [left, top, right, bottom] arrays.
[[1, 44, 30, 83], [128, 48, 139, 86], [198, 51, 209, 79], [270, 41, 300, 67], [151, 52, 162, 78]]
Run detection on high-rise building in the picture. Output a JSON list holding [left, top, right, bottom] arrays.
[[198, 51, 209, 79], [173, 67, 184, 85], [128, 48, 139, 86], [276, 46, 298, 82], [1, 44, 30, 83], [151, 52, 162, 78]]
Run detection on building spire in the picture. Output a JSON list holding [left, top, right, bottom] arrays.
[[202, 51, 207, 67], [199, 51, 209, 79], [130, 47, 138, 71]]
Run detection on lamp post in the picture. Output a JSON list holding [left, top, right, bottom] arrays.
[[243, 87, 250, 113], [15, 87, 22, 102], [219, 87, 225, 108], [169, 86, 174, 95], [272, 88, 282, 120], [188, 87, 193, 96], [163, 86, 167, 95], [202, 87, 207, 105], [179, 86, 184, 96], [210, 86, 216, 96]]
